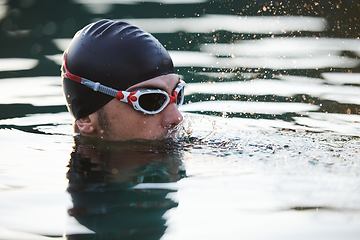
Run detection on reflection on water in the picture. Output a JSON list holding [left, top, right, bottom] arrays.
[[181, 100, 320, 115], [184, 77, 360, 102], [197, 37, 360, 69], [169, 48, 359, 69], [0, 58, 38, 71], [66, 137, 185, 239], [200, 37, 360, 57], [123, 15, 326, 34], [0, 76, 63, 106], [322, 72, 360, 85], [0, 0, 360, 239]]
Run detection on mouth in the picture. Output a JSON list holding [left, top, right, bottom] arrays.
[[164, 122, 184, 139]]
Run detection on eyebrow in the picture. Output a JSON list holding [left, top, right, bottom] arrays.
[[127, 85, 166, 92], [127, 77, 180, 93]]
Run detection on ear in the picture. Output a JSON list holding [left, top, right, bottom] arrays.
[[76, 116, 96, 134]]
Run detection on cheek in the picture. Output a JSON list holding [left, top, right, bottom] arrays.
[[105, 101, 166, 139], [138, 116, 165, 134]]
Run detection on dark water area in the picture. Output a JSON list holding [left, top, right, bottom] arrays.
[[0, 0, 360, 239], [65, 138, 185, 239]]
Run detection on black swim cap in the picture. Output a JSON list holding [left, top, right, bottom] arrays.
[[61, 19, 174, 120]]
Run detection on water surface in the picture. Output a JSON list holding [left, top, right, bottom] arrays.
[[0, 0, 359, 239]]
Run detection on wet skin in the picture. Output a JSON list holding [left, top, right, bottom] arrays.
[[76, 74, 183, 141]]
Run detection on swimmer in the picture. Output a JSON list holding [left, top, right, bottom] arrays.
[[61, 19, 184, 141]]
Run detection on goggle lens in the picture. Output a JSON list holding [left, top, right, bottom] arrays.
[[137, 84, 185, 113], [176, 87, 184, 106], [139, 93, 168, 112]]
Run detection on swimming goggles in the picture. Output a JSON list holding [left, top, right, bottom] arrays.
[[62, 52, 185, 115]]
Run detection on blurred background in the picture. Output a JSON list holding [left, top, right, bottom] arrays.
[[0, 0, 359, 128], [0, 1, 360, 239]]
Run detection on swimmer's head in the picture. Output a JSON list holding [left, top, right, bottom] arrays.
[[61, 19, 174, 120]]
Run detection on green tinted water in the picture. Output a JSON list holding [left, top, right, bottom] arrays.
[[0, 0, 359, 239]]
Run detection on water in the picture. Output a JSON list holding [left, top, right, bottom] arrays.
[[0, 0, 359, 239]]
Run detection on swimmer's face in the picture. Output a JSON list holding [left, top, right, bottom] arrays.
[[75, 74, 183, 141]]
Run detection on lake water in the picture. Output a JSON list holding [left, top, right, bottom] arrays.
[[0, 0, 359, 239]]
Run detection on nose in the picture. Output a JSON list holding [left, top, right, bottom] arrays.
[[161, 103, 183, 128]]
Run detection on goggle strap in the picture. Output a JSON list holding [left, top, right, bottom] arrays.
[[81, 79, 118, 98], [63, 52, 119, 98]]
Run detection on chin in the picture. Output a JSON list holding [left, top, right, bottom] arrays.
[[149, 132, 172, 140]]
